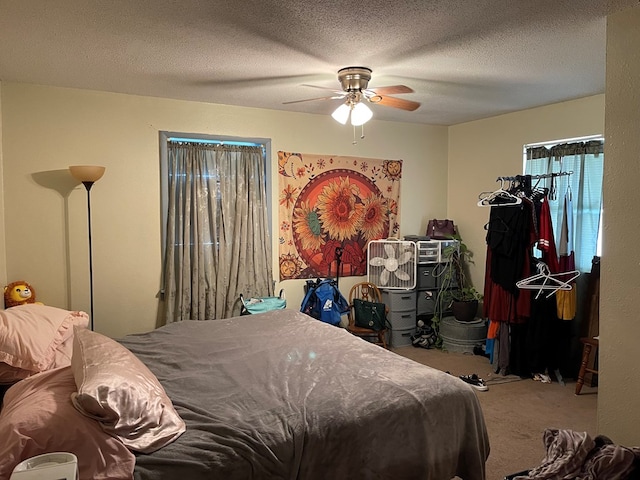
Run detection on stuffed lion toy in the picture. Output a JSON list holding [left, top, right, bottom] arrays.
[[4, 281, 40, 308]]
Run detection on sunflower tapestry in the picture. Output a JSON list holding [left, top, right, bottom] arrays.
[[278, 151, 402, 281]]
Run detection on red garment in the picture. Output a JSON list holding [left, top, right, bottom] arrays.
[[483, 199, 538, 324], [558, 252, 575, 273], [537, 197, 560, 273], [482, 246, 532, 324]]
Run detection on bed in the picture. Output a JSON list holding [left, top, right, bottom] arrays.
[[0, 305, 489, 480]]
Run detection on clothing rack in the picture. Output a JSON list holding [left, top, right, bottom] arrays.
[[496, 171, 572, 182]]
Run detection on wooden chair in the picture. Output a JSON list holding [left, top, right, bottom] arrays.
[[575, 337, 599, 395], [347, 282, 389, 349]]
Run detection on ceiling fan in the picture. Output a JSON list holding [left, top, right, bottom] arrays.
[[284, 67, 420, 126]]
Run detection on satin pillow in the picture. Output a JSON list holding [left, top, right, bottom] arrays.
[[0, 366, 135, 480], [70, 327, 186, 453], [0, 304, 89, 373]]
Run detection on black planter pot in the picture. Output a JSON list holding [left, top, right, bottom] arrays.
[[452, 300, 479, 322]]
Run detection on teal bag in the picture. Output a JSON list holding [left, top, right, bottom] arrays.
[[240, 290, 286, 315]]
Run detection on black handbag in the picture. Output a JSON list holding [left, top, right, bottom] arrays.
[[353, 298, 388, 331], [426, 219, 457, 239]]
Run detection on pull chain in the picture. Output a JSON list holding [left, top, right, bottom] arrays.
[[352, 125, 366, 145]]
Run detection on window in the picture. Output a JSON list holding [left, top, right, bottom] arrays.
[[159, 132, 274, 322], [160, 133, 272, 253], [523, 136, 604, 272]]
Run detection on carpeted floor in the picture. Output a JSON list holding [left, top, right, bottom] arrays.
[[392, 345, 598, 479]]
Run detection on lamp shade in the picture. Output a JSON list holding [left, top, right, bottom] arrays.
[[331, 103, 351, 125], [69, 165, 106, 183], [350, 102, 373, 126]]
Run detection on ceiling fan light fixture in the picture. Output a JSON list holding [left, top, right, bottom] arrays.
[[331, 103, 351, 124], [350, 102, 373, 126]]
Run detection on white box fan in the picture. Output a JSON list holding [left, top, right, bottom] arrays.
[[367, 239, 417, 290]]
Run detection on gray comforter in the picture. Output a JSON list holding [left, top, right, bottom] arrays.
[[119, 310, 489, 480]]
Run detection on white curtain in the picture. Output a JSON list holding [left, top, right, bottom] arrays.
[[525, 140, 604, 272], [163, 142, 273, 323]]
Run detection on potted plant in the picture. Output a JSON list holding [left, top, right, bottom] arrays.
[[434, 234, 483, 323]]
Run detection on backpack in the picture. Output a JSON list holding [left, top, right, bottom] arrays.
[[300, 278, 350, 326]]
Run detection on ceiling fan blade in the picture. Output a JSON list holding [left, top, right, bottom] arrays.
[[373, 95, 421, 112], [367, 85, 414, 95], [282, 95, 343, 105], [300, 84, 344, 94], [188, 75, 332, 89]]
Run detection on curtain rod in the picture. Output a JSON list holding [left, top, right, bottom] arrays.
[[524, 135, 602, 149], [168, 138, 263, 146], [496, 171, 573, 182]]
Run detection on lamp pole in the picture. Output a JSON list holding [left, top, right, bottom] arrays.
[[69, 165, 105, 331], [82, 181, 96, 331]]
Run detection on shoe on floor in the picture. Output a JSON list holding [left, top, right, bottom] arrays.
[[459, 373, 488, 391]]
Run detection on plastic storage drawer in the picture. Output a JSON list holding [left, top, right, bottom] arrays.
[[417, 265, 438, 289], [417, 241, 440, 263], [382, 290, 416, 311], [388, 311, 416, 330], [416, 290, 436, 315], [439, 240, 459, 261], [391, 327, 415, 347]]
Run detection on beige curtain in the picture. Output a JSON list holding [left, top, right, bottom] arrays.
[[163, 142, 273, 323]]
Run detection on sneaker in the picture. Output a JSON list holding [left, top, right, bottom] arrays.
[[459, 373, 488, 391], [411, 333, 435, 349]]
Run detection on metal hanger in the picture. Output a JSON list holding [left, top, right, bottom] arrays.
[[477, 178, 523, 207], [515, 261, 580, 299]]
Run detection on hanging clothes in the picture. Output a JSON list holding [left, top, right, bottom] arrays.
[[527, 193, 573, 378], [558, 189, 574, 259], [526, 279, 569, 377], [556, 190, 577, 320], [482, 199, 536, 324], [481, 175, 571, 378], [536, 196, 560, 273], [482, 193, 537, 377]]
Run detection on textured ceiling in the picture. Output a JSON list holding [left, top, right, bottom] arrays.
[[0, 0, 636, 125]]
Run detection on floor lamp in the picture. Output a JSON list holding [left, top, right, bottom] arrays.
[[69, 165, 105, 331]]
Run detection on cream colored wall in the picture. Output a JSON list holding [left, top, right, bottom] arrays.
[[600, 4, 640, 446], [0, 83, 447, 337], [447, 95, 605, 292]]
